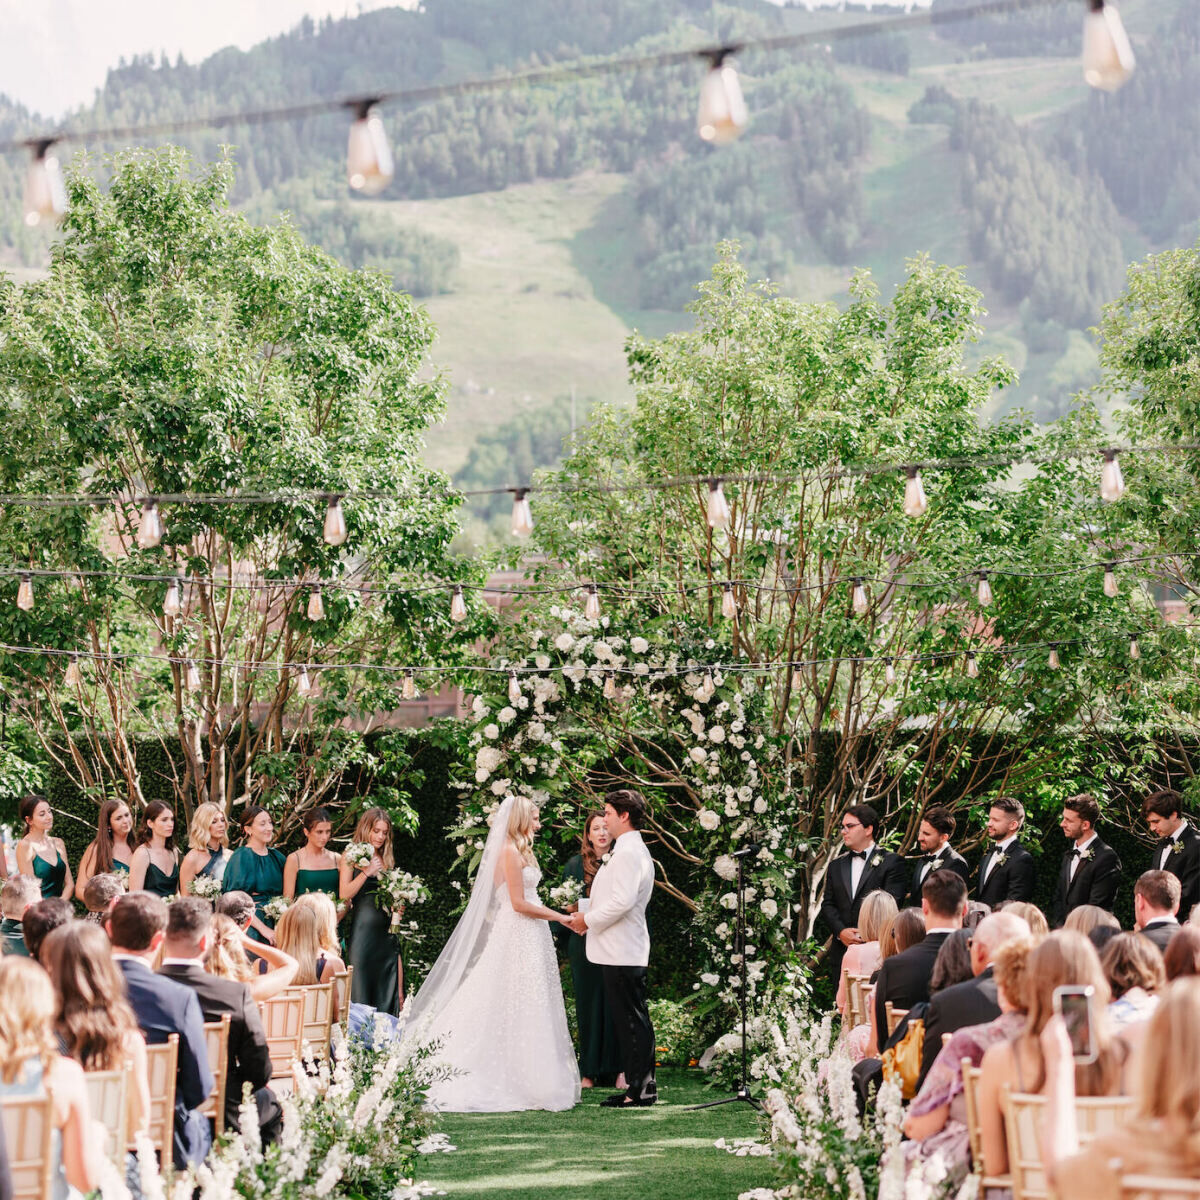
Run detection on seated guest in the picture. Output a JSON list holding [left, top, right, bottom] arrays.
[[964, 901, 991, 932], [976, 931, 1127, 1180], [1164, 925, 1200, 981], [853, 907, 925, 1061], [1133, 869, 1181, 953], [929, 929, 974, 993], [1102, 932, 1164, 1031], [1001, 900, 1049, 939], [274, 893, 346, 988], [917, 910, 1031, 1090], [82, 873, 124, 925], [158, 898, 281, 1144], [0, 957, 105, 1197], [836, 889, 897, 1019], [1043, 978, 1200, 1199], [0, 875, 40, 956], [22, 898, 73, 965], [1064, 904, 1120, 938], [107, 893, 213, 1169], [205, 913, 298, 1002]]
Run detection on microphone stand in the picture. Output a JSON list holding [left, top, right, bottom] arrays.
[[689, 843, 762, 1110]]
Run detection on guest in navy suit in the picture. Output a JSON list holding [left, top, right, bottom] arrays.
[[107, 893, 213, 1170]]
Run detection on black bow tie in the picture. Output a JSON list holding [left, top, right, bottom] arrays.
[[1071, 847, 1085, 858], [850, 850, 868, 860], [926, 852, 944, 861]]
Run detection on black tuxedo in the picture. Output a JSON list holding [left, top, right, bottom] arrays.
[[906, 846, 971, 908], [916, 966, 1001, 1090], [974, 840, 1036, 908], [819, 847, 909, 986], [1051, 837, 1121, 927], [1139, 918, 1180, 954], [117, 957, 214, 1169], [159, 962, 281, 1141], [1153, 823, 1200, 920], [873, 929, 952, 1042]]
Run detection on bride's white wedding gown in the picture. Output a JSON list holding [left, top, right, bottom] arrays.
[[419, 863, 581, 1112]]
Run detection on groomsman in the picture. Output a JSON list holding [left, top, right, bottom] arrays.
[[975, 796, 1036, 908], [1143, 789, 1200, 921], [906, 806, 971, 907], [818, 803, 908, 990], [1051, 793, 1121, 927]]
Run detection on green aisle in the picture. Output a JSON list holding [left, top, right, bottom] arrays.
[[419, 1069, 776, 1199]]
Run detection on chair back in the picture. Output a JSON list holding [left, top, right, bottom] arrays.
[[1120, 1177, 1200, 1199], [286, 982, 335, 1061], [332, 967, 354, 1036], [1005, 1086, 1135, 1200], [885, 1002, 908, 1037], [0, 1092, 54, 1200], [258, 993, 304, 1078], [962, 1060, 1012, 1190], [200, 1014, 231, 1135], [84, 1066, 128, 1171], [846, 973, 870, 1028], [138, 1034, 179, 1164]]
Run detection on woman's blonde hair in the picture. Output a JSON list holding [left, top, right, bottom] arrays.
[[858, 890, 899, 945], [1134, 979, 1200, 1162], [188, 802, 229, 853], [991, 935, 1034, 1012], [0, 958, 56, 1082], [204, 914, 253, 983], [1064, 904, 1120, 937], [506, 795, 538, 863], [1001, 901, 1049, 939], [351, 807, 394, 870], [275, 894, 340, 987]]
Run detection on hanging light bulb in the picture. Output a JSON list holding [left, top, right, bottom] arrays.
[[296, 665, 313, 697], [508, 672, 521, 704], [696, 46, 749, 145], [323, 496, 347, 546], [851, 578, 869, 617], [706, 479, 731, 529], [401, 669, 417, 701], [185, 660, 201, 692], [1082, 0, 1135, 91], [450, 585, 467, 623], [903, 466, 928, 518], [721, 582, 736, 620], [1129, 632, 1140, 660], [64, 654, 81, 689], [603, 671, 618, 700], [22, 139, 67, 227], [976, 571, 993, 607], [15, 573, 33, 612], [885, 658, 897, 687], [790, 663, 803, 691], [163, 577, 182, 617], [1100, 449, 1125, 503], [137, 498, 163, 549], [965, 650, 979, 678], [1048, 645, 1061, 670], [1103, 563, 1119, 599], [510, 488, 533, 538], [307, 586, 325, 622], [346, 99, 394, 194], [584, 584, 601, 621]]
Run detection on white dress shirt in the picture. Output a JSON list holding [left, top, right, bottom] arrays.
[[850, 842, 877, 897], [982, 835, 1017, 885], [1159, 821, 1189, 869], [1069, 832, 1099, 882], [918, 840, 952, 885], [584, 829, 654, 967]]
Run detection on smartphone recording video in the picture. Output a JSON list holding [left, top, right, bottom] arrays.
[[1053, 985, 1098, 1064]]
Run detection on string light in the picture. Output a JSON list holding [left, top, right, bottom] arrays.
[[603, 670, 618, 700], [15, 574, 33, 612], [137, 499, 163, 549], [1103, 564, 1119, 599], [695, 669, 716, 703], [884, 658, 896, 687], [508, 671, 521, 703], [706, 479, 731, 529], [584, 584, 601, 621], [307, 585, 325, 621], [1128, 632, 1140, 660], [1100, 449, 1125, 503], [1083, 0, 1135, 91], [510, 488, 533, 539], [323, 496, 348, 546], [450, 585, 467, 622], [851, 579, 870, 617], [976, 571, 993, 607], [791, 663, 803, 691], [185, 659, 201, 691], [346, 100, 394, 194], [1048, 644, 1061, 670], [903, 466, 928, 518], [401, 669, 417, 700], [965, 650, 979, 678], [163, 578, 182, 617], [22, 139, 66, 226], [64, 654, 81, 688], [721, 582, 736, 620], [696, 47, 748, 145], [296, 665, 313, 696]]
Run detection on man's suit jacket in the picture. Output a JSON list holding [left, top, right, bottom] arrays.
[[1154, 823, 1200, 920], [906, 847, 971, 908], [1139, 918, 1180, 955], [916, 966, 1001, 1090], [819, 849, 909, 983], [584, 829, 654, 967], [975, 841, 1036, 908], [1051, 838, 1121, 926], [117, 957, 214, 1169], [160, 962, 277, 1135], [873, 929, 951, 1043]]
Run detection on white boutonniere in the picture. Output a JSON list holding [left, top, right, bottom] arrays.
[[870, 853, 882, 868], [929, 855, 944, 869], [1171, 841, 1184, 856], [994, 852, 1008, 867], [600, 852, 612, 865], [1078, 846, 1095, 862]]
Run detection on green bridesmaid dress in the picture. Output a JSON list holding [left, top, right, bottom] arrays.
[[142, 855, 180, 899], [294, 864, 340, 900], [346, 873, 400, 1016], [31, 850, 67, 899], [223, 847, 286, 942]]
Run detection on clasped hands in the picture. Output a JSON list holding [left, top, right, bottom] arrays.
[[562, 911, 588, 935]]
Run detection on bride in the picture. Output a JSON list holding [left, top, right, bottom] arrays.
[[401, 794, 581, 1112]]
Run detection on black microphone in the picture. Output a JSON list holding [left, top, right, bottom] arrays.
[[731, 842, 764, 859]]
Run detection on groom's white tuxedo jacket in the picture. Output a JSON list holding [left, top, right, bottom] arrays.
[[584, 829, 653, 966]]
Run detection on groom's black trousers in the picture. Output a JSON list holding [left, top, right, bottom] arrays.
[[602, 965, 657, 1101]]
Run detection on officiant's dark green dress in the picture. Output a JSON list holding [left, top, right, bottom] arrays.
[[558, 854, 622, 1084]]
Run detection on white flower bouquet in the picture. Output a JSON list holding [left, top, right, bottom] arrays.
[[376, 869, 429, 932], [548, 878, 584, 907], [343, 841, 375, 871], [262, 895, 291, 923], [188, 874, 223, 901]]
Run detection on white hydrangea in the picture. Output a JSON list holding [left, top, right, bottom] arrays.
[[698, 809, 720, 831], [470, 695, 486, 719], [475, 746, 504, 774], [700, 972, 720, 986], [534, 654, 551, 671]]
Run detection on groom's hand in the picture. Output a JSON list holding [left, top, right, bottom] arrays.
[[566, 912, 588, 935]]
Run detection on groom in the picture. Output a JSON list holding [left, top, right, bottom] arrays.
[[567, 788, 657, 1107]]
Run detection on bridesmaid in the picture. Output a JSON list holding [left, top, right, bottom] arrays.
[[128, 802, 180, 899], [74, 799, 136, 901], [559, 810, 623, 1089], [339, 806, 401, 1015], [178, 803, 230, 896], [16, 796, 73, 901], [223, 805, 286, 944], [283, 808, 342, 905]]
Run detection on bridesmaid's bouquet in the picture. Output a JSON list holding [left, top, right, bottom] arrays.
[[548, 878, 584, 908], [375, 869, 429, 931], [188, 875, 223, 901], [262, 895, 292, 923], [344, 841, 375, 871]]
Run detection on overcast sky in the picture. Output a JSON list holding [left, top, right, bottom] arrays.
[[0, 0, 400, 118]]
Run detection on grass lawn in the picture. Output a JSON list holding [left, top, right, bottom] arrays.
[[418, 1068, 776, 1200]]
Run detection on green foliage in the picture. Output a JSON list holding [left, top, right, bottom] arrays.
[[930, 0, 1080, 57], [833, 28, 910, 75], [907, 84, 958, 126], [649, 998, 699, 1065]]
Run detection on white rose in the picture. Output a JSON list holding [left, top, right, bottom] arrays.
[[760, 899, 778, 919], [630, 637, 649, 654], [497, 706, 517, 724], [708, 725, 726, 744], [700, 973, 720, 987], [475, 746, 504, 773], [698, 809, 720, 831], [753, 798, 768, 814], [490, 778, 509, 795], [713, 856, 737, 881], [633, 662, 649, 676], [689, 747, 707, 764], [470, 695, 486, 718], [483, 724, 500, 740], [554, 633, 574, 652], [475, 769, 489, 783], [719, 893, 738, 911], [534, 654, 551, 670]]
